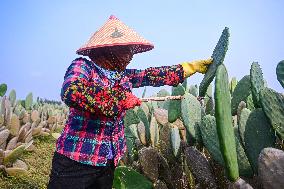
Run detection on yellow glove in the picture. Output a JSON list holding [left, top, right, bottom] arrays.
[[181, 58, 213, 78]]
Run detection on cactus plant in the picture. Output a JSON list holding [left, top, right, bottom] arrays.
[[181, 92, 202, 143], [157, 89, 170, 110], [250, 62, 265, 108], [8, 90, 16, 107], [215, 64, 239, 181], [137, 107, 150, 145], [149, 115, 159, 147], [0, 84, 7, 97], [25, 92, 33, 110], [260, 87, 284, 140], [199, 115, 224, 165], [231, 75, 251, 115], [230, 77, 238, 95], [168, 84, 185, 123], [189, 85, 198, 97], [171, 127, 181, 157], [276, 60, 284, 88], [243, 108, 276, 173], [113, 166, 153, 189], [199, 27, 230, 97], [124, 109, 140, 127]]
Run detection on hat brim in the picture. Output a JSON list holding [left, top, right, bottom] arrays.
[[76, 43, 154, 56]]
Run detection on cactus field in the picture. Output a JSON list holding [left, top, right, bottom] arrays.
[[1, 27, 284, 189]]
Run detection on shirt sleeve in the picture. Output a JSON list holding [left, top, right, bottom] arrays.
[[61, 58, 125, 117], [124, 64, 185, 88]]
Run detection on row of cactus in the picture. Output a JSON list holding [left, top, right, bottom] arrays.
[[0, 86, 68, 177], [114, 27, 284, 189]]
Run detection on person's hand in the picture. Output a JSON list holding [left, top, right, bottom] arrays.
[[181, 58, 213, 77], [121, 92, 141, 110]]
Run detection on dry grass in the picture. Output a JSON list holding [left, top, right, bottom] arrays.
[[0, 135, 56, 189]]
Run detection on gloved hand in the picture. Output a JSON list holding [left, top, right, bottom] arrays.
[[121, 92, 142, 110], [181, 58, 213, 78]]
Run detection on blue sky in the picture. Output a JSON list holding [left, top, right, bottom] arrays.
[[0, 0, 283, 101]]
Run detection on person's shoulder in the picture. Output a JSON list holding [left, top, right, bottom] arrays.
[[71, 57, 94, 67]]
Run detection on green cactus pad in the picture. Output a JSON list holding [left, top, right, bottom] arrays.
[[250, 62, 265, 108], [231, 75, 252, 115], [276, 60, 284, 88], [168, 84, 185, 123], [9, 89, 16, 107], [137, 107, 150, 144], [25, 92, 33, 110], [150, 115, 159, 147], [234, 127, 253, 177], [181, 92, 202, 143], [215, 64, 239, 181], [244, 108, 276, 173], [260, 87, 284, 140], [199, 27, 230, 97], [246, 94, 255, 111], [5, 167, 28, 177], [124, 109, 140, 127], [200, 115, 224, 165], [113, 166, 153, 189], [182, 78, 188, 91], [0, 84, 7, 97], [238, 108, 251, 145], [171, 127, 181, 157], [3, 144, 26, 165], [230, 77, 238, 95], [157, 89, 170, 110], [189, 85, 198, 97]]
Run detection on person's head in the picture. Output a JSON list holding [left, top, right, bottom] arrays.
[[76, 15, 154, 71], [89, 45, 133, 72]]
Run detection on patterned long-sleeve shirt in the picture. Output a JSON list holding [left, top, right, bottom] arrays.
[[56, 57, 185, 166]]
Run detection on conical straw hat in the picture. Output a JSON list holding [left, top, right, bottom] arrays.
[[76, 15, 154, 56]]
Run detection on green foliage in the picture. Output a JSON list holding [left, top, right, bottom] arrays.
[[0, 83, 7, 97], [113, 166, 153, 189], [200, 115, 224, 165], [260, 87, 284, 140], [124, 109, 140, 127], [243, 108, 276, 173], [230, 77, 238, 95], [181, 92, 202, 144], [171, 127, 181, 157], [215, 64, 239, 181], [250, 62, 265, 108], [25, 92, 33, 110], [137, 107, 150, 145], [231, 75, 251, 115], [189, 85, 198, 97], [276, 60, 284, 88], [156, 89, 170, 110], [168, 84, 185, 123], [234, 127, 253, 177], [8, 89, 16, 107], [199, 27, 230, 97]]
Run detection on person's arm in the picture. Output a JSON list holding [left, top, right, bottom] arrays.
[[124, 58, 213, 88], [61, 58, 126, 117], [124, 64, 185, 88]]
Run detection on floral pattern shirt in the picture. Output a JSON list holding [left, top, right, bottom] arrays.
[[56, 57, 184, 166]]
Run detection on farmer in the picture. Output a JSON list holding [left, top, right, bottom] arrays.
[[48, 15, 212, 189]]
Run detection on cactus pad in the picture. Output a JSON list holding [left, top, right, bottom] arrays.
[[0, 84, 7, 97], [231, 75, 251, 115], [244, 108, 276, 173], [199, 115, 224, 165], [276, 60, 284, 88], [250, 62, 264, 108], [168, 84, 185, 123], [199, 27, 230, 97], [260, 87, 284, 140], [181, 92, 202, 143], [215, 64, 239, 181]]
